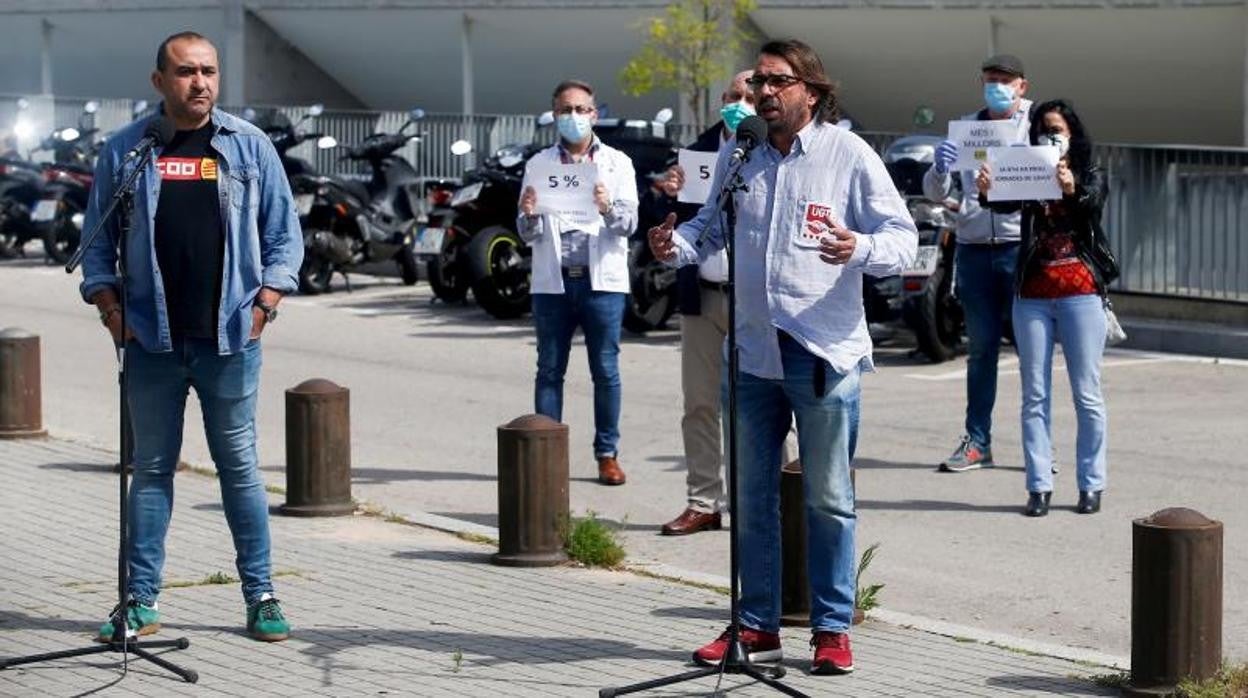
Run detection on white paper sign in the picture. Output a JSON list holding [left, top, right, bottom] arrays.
[[986, 146, 1062, 201], [677, 149, 718, 205], [522, 161, 601, 234], [947, 120, 1027, 171]]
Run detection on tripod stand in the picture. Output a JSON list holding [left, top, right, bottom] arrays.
[[0, 132, 197, 683], [600, 155, 808, 698]]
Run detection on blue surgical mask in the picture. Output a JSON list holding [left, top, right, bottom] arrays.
[[983, 82, 1016, 114], [556, 114, 593, 144], [719, 101, 756, 133]]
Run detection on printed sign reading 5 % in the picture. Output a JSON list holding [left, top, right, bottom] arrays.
[[547, 174, 581, 189]]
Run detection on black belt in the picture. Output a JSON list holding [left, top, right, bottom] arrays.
[[562, 265, 588, 279], [699, 278, 728, 293]]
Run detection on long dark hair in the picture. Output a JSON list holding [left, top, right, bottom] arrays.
[[1029, 99, 1093, 174], [759, 39, 840, 124]]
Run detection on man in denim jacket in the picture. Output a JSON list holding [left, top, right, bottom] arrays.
[[79, 32, 302, 643]]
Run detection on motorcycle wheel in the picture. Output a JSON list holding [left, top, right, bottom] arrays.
[[42, 204, 81, 265], [912, 260, 963, 363], [396, 246, 420, 286], [427, 232, 469, 303], [623, 238, 676, 334], [467, 225, 529, 320], [299, 244, 336, 295]]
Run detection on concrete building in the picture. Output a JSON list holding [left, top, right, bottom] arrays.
[[0, 0, 1244, 145]]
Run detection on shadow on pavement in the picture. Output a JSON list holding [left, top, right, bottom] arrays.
[[986, 674, 1115, 695], [429, 512, 499, 528], [154, 624, 680, 667], [0, 610, 94, 634], [38, 462, 115, 474], [854, 457, 936, 471], [392, 549, 493, 565], [649, 606, 726, 621], [259, 465, 498, 484], [856, 499, 1023, 514]]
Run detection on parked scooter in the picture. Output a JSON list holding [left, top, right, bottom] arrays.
[[884, 134, 964, 362], [296, 108, 428, 294], [30, 101, 106, 264]]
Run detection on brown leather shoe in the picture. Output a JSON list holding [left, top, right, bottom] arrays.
[[661, 508, 722, 536], [597, 456, 626, 486]]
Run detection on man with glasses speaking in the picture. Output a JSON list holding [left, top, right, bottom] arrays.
[[649, 40, 916, 676], [518, 80, 639, 487]]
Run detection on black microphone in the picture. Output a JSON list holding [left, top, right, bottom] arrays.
[[729, 115, 767, 162], [124, 116, 175, 161]]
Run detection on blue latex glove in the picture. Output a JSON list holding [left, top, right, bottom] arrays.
[[934, 140, 958, 174]]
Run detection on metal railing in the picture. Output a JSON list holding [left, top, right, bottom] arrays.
[[3, 94, 1246, 303], [1100, 145, 1248, 302]]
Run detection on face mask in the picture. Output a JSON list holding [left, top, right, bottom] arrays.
[[556, 113, 593, 144], [983, 82, 1016, 113], [1037, 132, 1070, 157], [719, 101, 756, 133]]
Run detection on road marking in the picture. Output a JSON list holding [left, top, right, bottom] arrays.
[[904, 355, 1175, 381]]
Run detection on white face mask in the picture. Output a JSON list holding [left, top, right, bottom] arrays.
[[1037, 132, 1070, 158]]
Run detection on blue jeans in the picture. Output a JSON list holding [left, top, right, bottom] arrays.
[[532, 278, 626, 457], [955, 242, 1020, 447], [125, 337, 273, 606], [1013, 294, 1108, 494], [728, 333, 859, 633]]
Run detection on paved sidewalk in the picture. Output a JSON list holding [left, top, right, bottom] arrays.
[[0, 437, 1118, 697]]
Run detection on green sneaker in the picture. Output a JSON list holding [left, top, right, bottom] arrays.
[[96, 600, 160, 642], [247, 594, 290, 642]]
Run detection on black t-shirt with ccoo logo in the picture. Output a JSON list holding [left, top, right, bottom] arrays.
[[154, 123, 225, 341]]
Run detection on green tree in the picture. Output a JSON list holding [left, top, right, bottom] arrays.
[[619, 0, 757, 130]]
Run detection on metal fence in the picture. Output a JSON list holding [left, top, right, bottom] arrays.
[[4, 94, 1246, 303], [1100, 145, 1248, 302]]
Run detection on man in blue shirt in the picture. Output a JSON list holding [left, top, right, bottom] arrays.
[[80, 32, 302, 643], [650, 39, 916, 676]]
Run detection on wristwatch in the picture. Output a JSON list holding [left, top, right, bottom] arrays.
[[255, 300, 278, 324]]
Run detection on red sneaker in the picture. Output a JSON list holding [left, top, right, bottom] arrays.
[[692, 625, 783, 666], [810, 631, 854, 674]]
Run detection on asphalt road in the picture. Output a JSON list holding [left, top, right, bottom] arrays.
[[3, 256, 1244, 661]]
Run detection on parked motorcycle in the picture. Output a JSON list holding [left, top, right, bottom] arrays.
[[296, 108, 429, 294], [407, 142, 464, 301], [430, 137, 540, 317], [444, 109, 679, 321], [884, 134, 964, 362], [31, 101, 106, 264], [0, 99, 47, 258]]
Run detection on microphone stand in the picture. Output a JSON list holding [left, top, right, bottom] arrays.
[[0, 143, 197, 683], [600, 151, 808, 698]]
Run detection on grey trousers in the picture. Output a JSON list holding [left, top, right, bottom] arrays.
[[680, 286, 796, 512]]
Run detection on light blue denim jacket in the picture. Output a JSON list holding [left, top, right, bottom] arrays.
[[79, 107, 303, 355]]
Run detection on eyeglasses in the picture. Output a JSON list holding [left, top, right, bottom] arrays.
[[554, 105, 595, 116], [746, 74, 803, 90]]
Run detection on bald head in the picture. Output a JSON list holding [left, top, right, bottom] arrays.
[[723, 70, 754, 106]]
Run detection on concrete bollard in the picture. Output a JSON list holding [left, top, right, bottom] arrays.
[[1124, 508, 1223, 697], [780, 461, 857, 626], [492, 414, 569, 567], [279, 379, 353, 517], [0, 328, 46, 439]]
